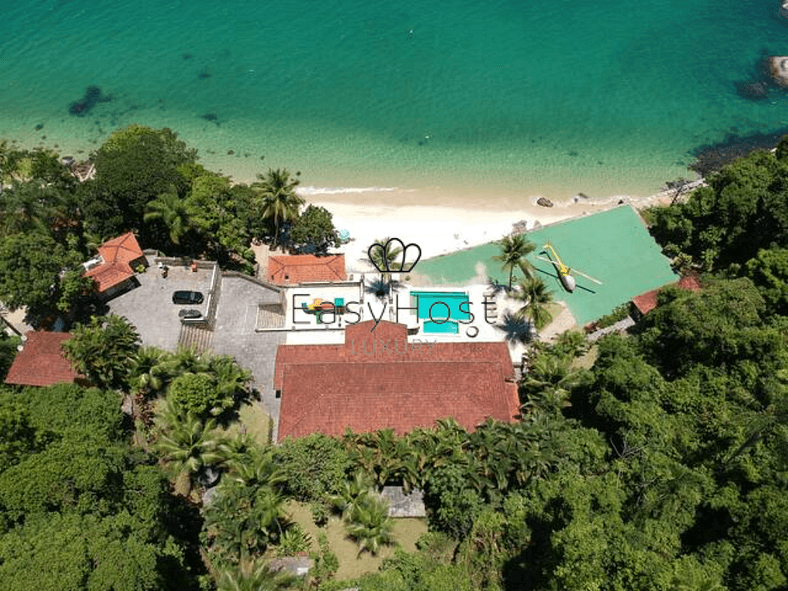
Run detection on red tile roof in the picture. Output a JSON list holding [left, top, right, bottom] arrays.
[[4, 331, 83, 387], [632, 274, 702, 315], [631, 290, 659, 316], [275, 321, 519, 440], [85, 232, 144, 292], [268, 254, 346, 285]]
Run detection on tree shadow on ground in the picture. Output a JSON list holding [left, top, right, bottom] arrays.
[[497, 311, 535, 345]]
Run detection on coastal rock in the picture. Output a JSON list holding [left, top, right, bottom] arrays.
[[68, 85, 111, 117], [537, 197, 554, 208], [511, 220, 528, 235], [781, 0, 788, 19], [768, 57, 788, 88], [735, 80, 769, 101]]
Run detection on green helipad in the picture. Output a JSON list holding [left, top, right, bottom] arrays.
[[415, 205, 677, 326]]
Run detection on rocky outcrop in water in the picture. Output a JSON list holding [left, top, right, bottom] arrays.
[[780, 1, 788, 19], [735, 80, 769, 101], [690, 128, 788, 176], [68, 85, 111, 117], [769, 57, 788, 88]]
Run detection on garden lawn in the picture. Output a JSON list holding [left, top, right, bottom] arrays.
[[223, 401, 272, 445], [284, 500, 428, 581]]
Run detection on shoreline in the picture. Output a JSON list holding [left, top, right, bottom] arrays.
[[313, 183, 686, 276]]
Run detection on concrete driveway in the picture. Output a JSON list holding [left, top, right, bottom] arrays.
[[108, 265, 213, 350], [210, 274, 286, 439]]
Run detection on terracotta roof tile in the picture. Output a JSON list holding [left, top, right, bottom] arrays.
[[632, 289, 660, 315], [276, 321, 519, 440], [85, 232, 145, 292], [4, 331, 83, 387], [632, 274, 702, 315], [268, 254, 346, 285]]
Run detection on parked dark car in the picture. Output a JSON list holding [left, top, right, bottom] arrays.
[[172, 291, 204, 304], [178, 309, 202, 319]]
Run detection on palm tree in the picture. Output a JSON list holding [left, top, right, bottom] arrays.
[[344, 493, 396, 556], [62, 315, 140, 389], [513, 277, 553, 329], [519, 350, 590, 418], [251, 169, 304, 250], [493, 234, 536, 289], [156, 398, 226, 497], [216, 560, 297, 591], [330, 470, 374, 519], [205, 480, 288, 565], [144, 188, 194, 246], [208, 354, 253, 403], [368, 237, 403, 281], [128, 346, 170, 399], [224, 440, 286, 489]]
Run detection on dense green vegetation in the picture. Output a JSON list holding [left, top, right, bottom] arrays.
[[1, 130, 788, 589], [0, 128, 337, 327]]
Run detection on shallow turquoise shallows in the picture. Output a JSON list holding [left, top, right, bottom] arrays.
[[2, 1, 788, 200], [411, 291, 471, 322]]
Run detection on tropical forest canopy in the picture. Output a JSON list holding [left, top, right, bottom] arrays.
[[0, 129, 787, 589]]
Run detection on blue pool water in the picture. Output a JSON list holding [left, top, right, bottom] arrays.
[[424, 320, 460, 335], [411, 291, 470, 323], [2, 0, 788, 201]]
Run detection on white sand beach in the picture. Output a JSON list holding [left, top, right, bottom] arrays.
[[311, 187, 678, 276]]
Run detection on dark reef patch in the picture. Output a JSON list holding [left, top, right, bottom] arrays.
[[68, 85, 112, 117], [200, 113, 220, 126], [183, 53, 192, 60], [34, 124, 43, 131], [198, 68, 211, 79], [690, 127, 788, 176]]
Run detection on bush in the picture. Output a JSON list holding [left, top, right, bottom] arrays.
[[168, 373, 229, 418], [275, 524, 312, 557], [273, 434, 352, 504]]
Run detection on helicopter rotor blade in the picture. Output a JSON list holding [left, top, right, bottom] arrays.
[[571, 268, 603, 285], [534, 255, 555, 264]]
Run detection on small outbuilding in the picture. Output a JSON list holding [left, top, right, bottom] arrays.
[[4, 331, 85, 387], [631, 274, 702, 319], [267, 254, 346, 286], [84, 232, 148, 299]]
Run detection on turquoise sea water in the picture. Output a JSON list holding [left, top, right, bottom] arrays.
[[2, 0, 787, 202]]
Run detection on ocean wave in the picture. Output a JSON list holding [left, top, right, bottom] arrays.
[[296, 185, 409, 196]]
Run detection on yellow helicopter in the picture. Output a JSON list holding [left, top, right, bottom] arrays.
[[535, 242, 602, 292]]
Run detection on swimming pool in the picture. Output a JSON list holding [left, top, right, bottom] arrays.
[[410, 291, 470, 334], [424, 320, 460, 334]]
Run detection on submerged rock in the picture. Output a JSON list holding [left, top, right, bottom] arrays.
[[68, 85, 111, 117], [199, 112, 220, 126], [735, 80, 769, 101], [769, 57, 788, 88]]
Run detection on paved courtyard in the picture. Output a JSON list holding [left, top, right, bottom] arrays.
[[108, 265, 214, 350], [210, 275, 286, 440]]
